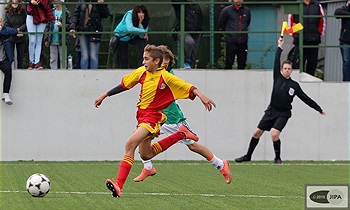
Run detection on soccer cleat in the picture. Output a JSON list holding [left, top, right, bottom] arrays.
[[178, 125, 199, 142], [274, 159, 282, 164], [106, 179, 121, 198], [133, 167, 157, 182], [2, 93, 13, 105], [220, 160, 232, 184], [234, 155, 251, 163]]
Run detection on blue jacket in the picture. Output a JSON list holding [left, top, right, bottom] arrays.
[[113, 10, 148, 42], [0, 26, 18, 63]]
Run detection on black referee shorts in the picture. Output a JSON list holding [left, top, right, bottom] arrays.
[[257, 106, 291, 132]]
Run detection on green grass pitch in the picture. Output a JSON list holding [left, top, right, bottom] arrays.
[[1, 161, 349, 209]]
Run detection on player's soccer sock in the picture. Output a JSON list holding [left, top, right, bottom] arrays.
[[246, 137, 259, 159], [152, 132, 184, 155], [207, 155, 224, 170], [273, 139, 281, 160], [142, 159, 153, 170], [116, 155, 134, 189]]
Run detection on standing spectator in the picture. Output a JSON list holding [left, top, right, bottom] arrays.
[[235, 38, 325, 164], [334, 0, 350, 81], [75, 39, 81, 69], [114, 4, 149, 69], [218, 0, 251, 70], [172, 0, 203, 69], [0, 19, 19, 105], [44, 0, 71, 70], [69, 0, 110, 70], [4, 0, 27, 69], [288, 0, 325, 76], [25, 0, 55, 70]]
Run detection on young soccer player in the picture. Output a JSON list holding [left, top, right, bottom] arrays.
[[94, 44, 216, 198], [235, 38, 325, 164], [134, 45, 232, 184]]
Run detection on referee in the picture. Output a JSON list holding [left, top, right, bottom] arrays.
[[235, 38, 326, 164]]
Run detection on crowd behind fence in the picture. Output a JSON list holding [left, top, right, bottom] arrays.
[[0, 0, 348, 81]]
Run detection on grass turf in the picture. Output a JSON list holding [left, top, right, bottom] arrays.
[[1, 161, 349, 210]]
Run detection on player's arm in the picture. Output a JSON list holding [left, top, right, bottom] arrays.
[[94, 84, 126, 108], [192, 88, 216, 112]]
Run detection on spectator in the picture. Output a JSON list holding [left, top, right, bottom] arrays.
[[43, 0, 71, 70], [172, 0, 203, 69], [0, 18, 19, 105], [25, 0, 55, 70], [114, 4, 149, 68], [334, 0, 350, 81], [288, 0, 325, 76], [218, 0, 251, 70], [75, 39, 81, 69], [4, 0, 27, 69], [70, 0, 110, 69]]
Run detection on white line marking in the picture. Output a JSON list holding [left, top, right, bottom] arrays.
[[0, 190, 303, 199], [0, 162, 349, 166]]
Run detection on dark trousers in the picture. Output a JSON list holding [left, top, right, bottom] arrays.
[[11, 41, 26, 69], [0, 59, 12, 93], [302, 46, 319, 76], [117, 36, 147, 68], [184, 34, 200, 68], [225, 42, 247, 69]]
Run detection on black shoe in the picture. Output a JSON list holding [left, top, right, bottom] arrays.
[[274, 159, 282, 164], [235, 155, 251, 163]]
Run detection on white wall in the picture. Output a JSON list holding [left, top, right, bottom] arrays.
[[0, 70, 348, 161]]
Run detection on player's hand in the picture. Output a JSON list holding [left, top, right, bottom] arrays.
[[199, 95, 216, 111], [94, 93, 108, 108]]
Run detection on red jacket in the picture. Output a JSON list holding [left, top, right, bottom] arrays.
[[27, 0, 54, 24]]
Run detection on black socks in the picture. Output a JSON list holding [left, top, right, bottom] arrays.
[[273, 139, 281, 160], [246, 137, 259, 159]]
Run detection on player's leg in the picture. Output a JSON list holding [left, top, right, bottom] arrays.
[[134, 123, 179, 182], [106, 126, 150, 197], [140, 125, 197, 161], [187, 142, 232, 184], [133, 138, 157, 182]]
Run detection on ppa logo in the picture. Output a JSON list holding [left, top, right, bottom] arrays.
[[310, 189, 344, 205]]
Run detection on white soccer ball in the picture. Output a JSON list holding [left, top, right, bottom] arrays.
[[26, 173, 51, 197]]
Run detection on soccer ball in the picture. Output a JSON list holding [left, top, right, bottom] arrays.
[[26, 173, 51, 197]]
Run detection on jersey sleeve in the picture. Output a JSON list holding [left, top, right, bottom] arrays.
[[121, 67, 146, 90], [296, 83, 323, 113], [163, 71, 196, 100]]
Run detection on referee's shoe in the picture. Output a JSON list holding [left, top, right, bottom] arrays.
[[234, 155, 251, 163]]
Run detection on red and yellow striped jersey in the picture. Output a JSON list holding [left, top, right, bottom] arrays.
[[121, 66, 196, 110]]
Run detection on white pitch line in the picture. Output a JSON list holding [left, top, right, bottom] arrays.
[[0, 162, 349, 166], [0, 190, 303, 199]]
